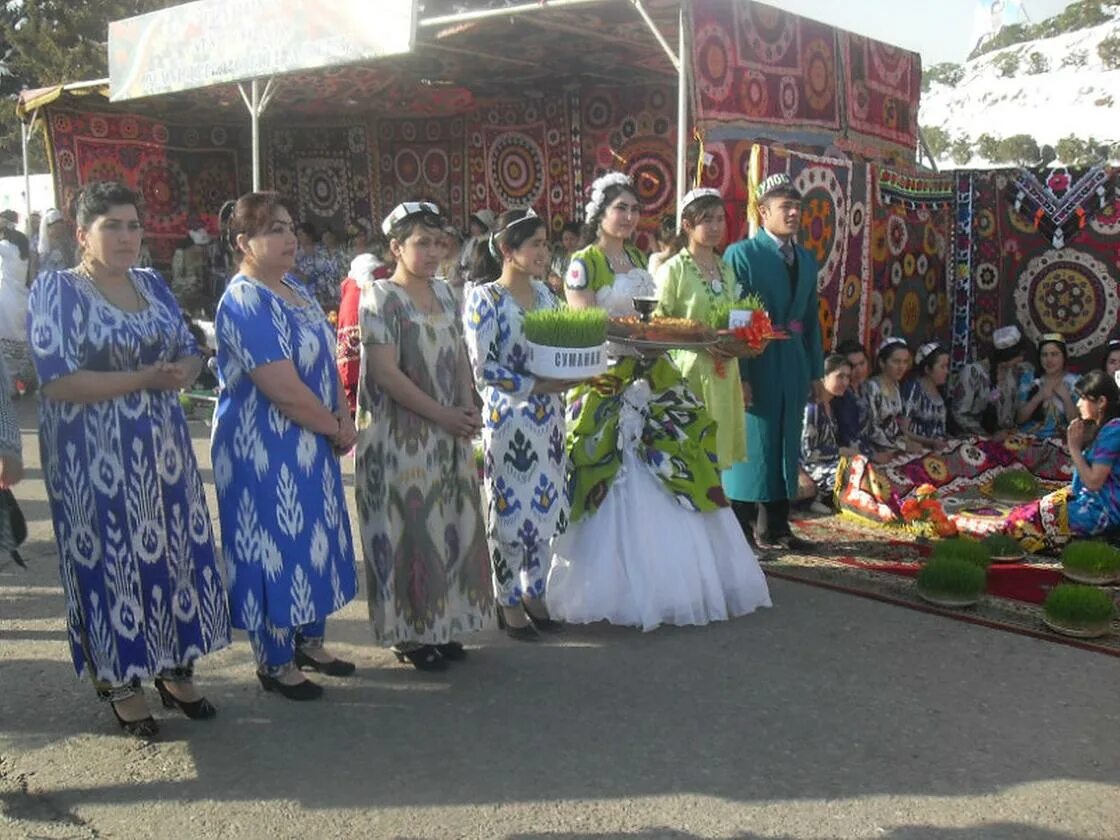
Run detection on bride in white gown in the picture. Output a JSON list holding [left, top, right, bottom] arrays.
[[546, 173, 770, 630]]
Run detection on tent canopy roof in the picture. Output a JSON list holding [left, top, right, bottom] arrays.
[[19, 0, 680, 124]]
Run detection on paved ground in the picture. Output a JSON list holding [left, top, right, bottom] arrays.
[[1, 401, 1118, 840]]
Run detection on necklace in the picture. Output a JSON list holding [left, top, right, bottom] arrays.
[[689, 250, 724, 294], [75, 261, 144, 312], [603, 249, 633, 274]]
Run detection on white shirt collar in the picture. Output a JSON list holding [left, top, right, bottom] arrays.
[[762, 227, 791, 249]]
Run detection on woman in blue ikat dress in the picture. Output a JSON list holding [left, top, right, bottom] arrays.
[[463, 208, 569, 640], [212, 192, 358, 702], [27, 182, 230, 737]]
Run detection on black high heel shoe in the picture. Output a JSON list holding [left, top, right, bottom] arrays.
[[434, 642, 467, 661], [497, 608, 540, 642], [523, 603, 563, 634], [392, 644, 447, 671], [256, 671, 323, 701], [294, 648, 356, 677], [110, 702, 159, 738], [154, 678, 217, 719]]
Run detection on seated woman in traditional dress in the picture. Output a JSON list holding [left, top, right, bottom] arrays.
[[833, 339, 870, 451], [1016, 333, 1078, 439], [864, 337, 923, 457], [653, 187, 745, 471], [546, 173, 770, 631], [1102, 338, 1120, 389], [901, 341, 950, 450], [1007, 370, 1120, 552], [798, 353, 859, 512], [951, 325, 1030, 437]]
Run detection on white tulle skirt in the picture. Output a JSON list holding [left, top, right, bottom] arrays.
[[546, 447, 772, 631]]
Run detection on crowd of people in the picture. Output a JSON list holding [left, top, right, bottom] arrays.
[[4, 167, 1120, 741]]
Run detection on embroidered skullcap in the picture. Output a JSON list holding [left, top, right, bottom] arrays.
[[992, 325, 1022, 351], [1038, 332, 1066, 346], [1107, 338, 1120, 353], [680, 188, 721, 211], [755, 173, 802, 202], [914, 341, 943, 367], [878, 335, 908, 356], [488, 207, 540, 258], [382, 201, 440, 236], [44, 208, 63, 225]]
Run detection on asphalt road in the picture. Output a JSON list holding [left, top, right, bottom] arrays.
[[1, 402, 1117, 840]]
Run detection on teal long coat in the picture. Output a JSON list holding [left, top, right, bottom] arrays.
[[722, 230, 824, 502]]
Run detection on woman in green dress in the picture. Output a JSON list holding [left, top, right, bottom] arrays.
[[545, 173, 770, 631], [653, 188, 745, 470]]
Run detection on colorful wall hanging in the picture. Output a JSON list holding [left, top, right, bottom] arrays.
[[375, 115, 468, 226], [265, 124, 374, 243], [46, 109, 247, 266]]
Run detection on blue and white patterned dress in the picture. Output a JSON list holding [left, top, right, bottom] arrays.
[[27, 268, 230, 684], [801, 400, 842, 496], [462, 281, 569, 606], [295, 247, 342, 311], [212, 274, 357, 640], [901, 378, 947, 439]]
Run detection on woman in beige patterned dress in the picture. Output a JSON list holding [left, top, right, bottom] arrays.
[[356, 202, 493, 671]]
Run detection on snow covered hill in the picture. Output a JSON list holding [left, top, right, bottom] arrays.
[[920, 7, 1120, 168]]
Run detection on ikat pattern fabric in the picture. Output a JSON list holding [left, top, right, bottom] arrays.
[[28, 268, 231, 682]]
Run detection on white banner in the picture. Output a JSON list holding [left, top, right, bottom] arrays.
[[109, 0, 417, 101]]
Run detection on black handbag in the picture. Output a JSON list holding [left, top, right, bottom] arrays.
[[0, 488, 27, 567]]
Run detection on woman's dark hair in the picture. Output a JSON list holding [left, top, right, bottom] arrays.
[[74, 181, 141, 229], [1075, 370, 1120, 424], [915, 344, 949, 378], [1037, 337, 1068, 367], [823, 353, 853, 376], [469, 208, 547, 282], [1102, 339, 1120, 371], [670, 194, 725, 253], [876, 339, 910, 372], [0, 226, 29, 260], [580, 182, 638, 247], [219, 191, 291, 264], [836, 338, 868, 360], [387, 209, 443, 245], [559, 221, 580, 240], [295, 221, 318, 243], [655, 213, 677, 248], [369, 232, 392, 264]]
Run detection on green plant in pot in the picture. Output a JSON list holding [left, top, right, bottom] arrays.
[[1060, 540, 1120, 585], [707, 293, 765, 329], [990, 469, 1041, 502], [1042, 583, 1116, 638], [522, 307, 609, 348], [930, 537, 992, 569], [916, 556, 988, 608], [982, 533, 1026, 563]]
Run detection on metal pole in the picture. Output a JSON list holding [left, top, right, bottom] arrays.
[[675, 2, 689, 227], [250, 78, 261, 191], [419, 0, 605, 27], [631, 0, 680, 70], [21, 117, 31, 230]]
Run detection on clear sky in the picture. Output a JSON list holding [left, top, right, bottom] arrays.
[[772, 0, 1075, 64]]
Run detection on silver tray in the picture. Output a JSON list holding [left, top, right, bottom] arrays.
[[608, 335, 720, 352]]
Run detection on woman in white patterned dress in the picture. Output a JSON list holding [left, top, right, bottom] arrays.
[[463, 208, 570, 640], [27, 182, 230, 736], [213, 193, 359, 702]]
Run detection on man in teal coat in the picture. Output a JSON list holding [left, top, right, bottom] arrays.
[[723, 173, 823, 551]]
